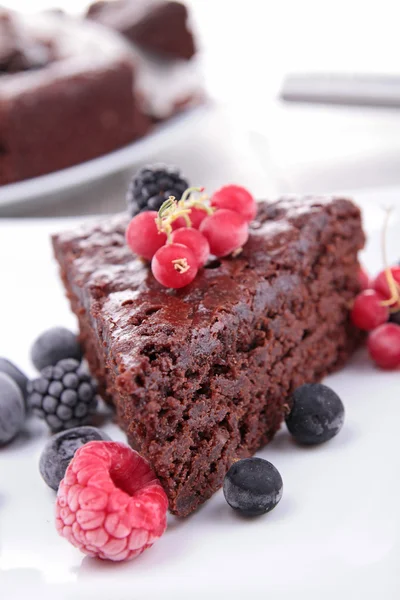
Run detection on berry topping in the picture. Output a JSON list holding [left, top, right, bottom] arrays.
[[350, 289, 389, 331], [358, 266, 370, 291], [27, 359, 98, 432], [223, 457, 283, 517], [55, 441, 168, 561], [367, 323, 400, 369], [0, 357, 28, 401], [170, 227, 210, 267], [210, 185, 257, 222], [199, 209, 249, 257], [0, 372, 25, 446], [172, 206, 208, 230], [31, 327, 82, 372], [127, 165, 189, 217], [285, 383, 345, 445], [373, 266, 400, 306], [151, 243, 198, 289], [126, 211, 167, 261], [39, 426, 111, 491]]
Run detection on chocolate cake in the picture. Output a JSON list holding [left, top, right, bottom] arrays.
[[86, 0, 196, 60], [86, 0, 202, 121], [53, 197, 365, 517], [0, 9, 150, 186]]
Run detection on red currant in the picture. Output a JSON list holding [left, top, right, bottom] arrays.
[[171, 228, 210, 267], [367, 323, 400, 369], [199, 209, 249, 257], [126, 211, 167, 261], [151, 243, 198, 289], [358, 266, 370, 291], [210, 185, 257, 222], [373, 266, 400, 305], [172, 207, 208, 230], [350, 289, 389, 331]]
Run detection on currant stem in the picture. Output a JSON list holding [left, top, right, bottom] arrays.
[[180, 186, 205, 204], [380, 207, 400, 307]]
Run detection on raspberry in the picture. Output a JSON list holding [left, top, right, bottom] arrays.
[[151, 243, 198, 288], [367, 323, 400, 370], [210, 185, 257, 222], [170, 227, 210, 267], [126, 211, 167, 261], [350, 289, 389, 331], [55, 441, 168, 562], [200, 209, 249, 257], [127, 165, 189, 217]]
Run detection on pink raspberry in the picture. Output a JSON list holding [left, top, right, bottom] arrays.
[[55, 441, 168, 562]]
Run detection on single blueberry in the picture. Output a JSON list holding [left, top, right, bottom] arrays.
[[285, 383, 345, 445], [31, 327, 82, 371], [223, 457, 283, 516], [0, 358, 28, 401], [39, 426, 111, 490], [0, 373, 26, 445]]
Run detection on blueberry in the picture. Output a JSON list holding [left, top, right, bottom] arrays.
[[31, 327, 82, 371], [0, 357, 28, 401], [223, 457, 283, 516], [39, 426, 111, 490], [0, 372, 25, 445], [286, 383, 345, 445]]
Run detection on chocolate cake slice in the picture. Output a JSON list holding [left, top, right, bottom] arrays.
[[53, 197, 365, 517]]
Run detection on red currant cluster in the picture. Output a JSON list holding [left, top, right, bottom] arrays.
[[126, 184, 256, 289], [352, 265, 400, 369]]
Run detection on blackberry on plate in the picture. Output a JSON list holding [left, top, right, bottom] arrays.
[[31, 326, 82, 371], [223, 457, 283, 516], [39, 426, 111, 490], [285, 383, 345, 445], [127, 165, 189, 217], [27, 358, 98, 432]]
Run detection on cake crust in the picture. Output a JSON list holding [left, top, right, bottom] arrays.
[[53, 197, 365, 516]]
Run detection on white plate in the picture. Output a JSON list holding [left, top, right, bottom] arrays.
[[0, 105, 209, 209], [0, 190, 399, 600]]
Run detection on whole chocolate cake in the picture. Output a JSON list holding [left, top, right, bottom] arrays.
[[53, 196, 365, 517], [86, 0, 196, 60], [0, 8, 150, 186]]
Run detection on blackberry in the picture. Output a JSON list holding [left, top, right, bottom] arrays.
[[27, 358, 98, 432], [127, 165, 189, 217]]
